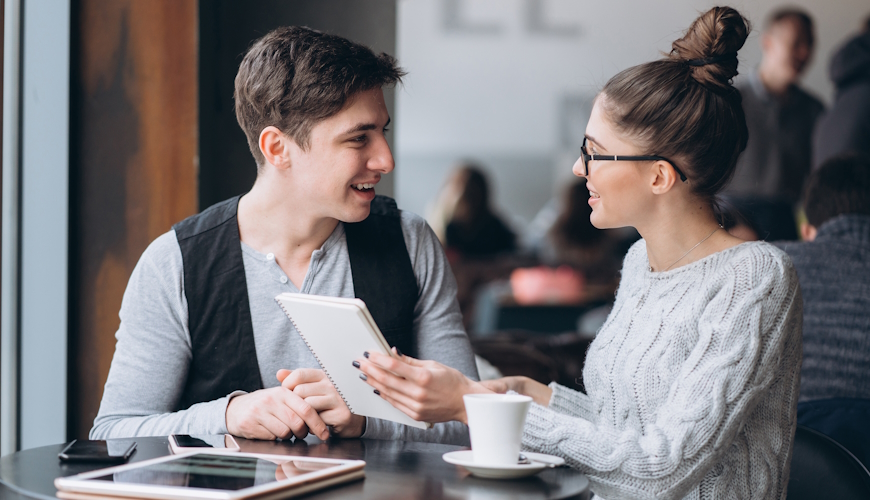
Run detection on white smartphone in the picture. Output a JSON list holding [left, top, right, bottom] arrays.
[[168, 434, 240, 454]]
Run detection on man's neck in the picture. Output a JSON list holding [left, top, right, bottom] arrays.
[[236, 179, 339, 264]]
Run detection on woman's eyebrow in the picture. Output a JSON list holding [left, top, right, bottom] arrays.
[[585, 134, 609, 152]]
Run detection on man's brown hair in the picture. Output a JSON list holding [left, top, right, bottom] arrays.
[[234, 26, 405, 167], [804, 154, 870, 228]]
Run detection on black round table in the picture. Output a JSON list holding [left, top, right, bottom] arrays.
[[0, 436, 590, 499]]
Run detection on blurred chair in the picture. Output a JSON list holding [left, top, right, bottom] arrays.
[[471, 330, 593, 391], [528, 331, 593, 392], [787, 425, 870, 500], [797, 398, 870, 467], [471, 337, 558, 385]]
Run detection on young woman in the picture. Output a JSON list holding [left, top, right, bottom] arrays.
[[356, 6, 802, 499]]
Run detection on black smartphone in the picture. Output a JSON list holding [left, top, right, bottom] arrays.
[[58, 439, 136, 463], [169, 434, 240, 453], [172, 434, 211, 447]]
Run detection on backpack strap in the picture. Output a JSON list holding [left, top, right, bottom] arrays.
[[345, 195, 418, 357]]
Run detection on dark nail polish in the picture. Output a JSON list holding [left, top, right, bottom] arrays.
[[359, 373, 368, 381], [395, 347, 403, 357], [363, 351, 370, 358], [373, 389, 380, 395], [352, 360, 360, 368]]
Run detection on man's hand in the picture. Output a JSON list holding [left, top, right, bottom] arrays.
[[277, 369, 366, 438], [480, 376, 553, 406], [225, 387, 330, 441]]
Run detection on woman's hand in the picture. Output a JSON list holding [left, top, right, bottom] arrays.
[[277, 369, 366, 438], [355, 349, 492, 424], [481, 376, 553, 406]]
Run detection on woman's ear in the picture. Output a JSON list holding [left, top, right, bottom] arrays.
[[259, 126, 293, 170], [649, 160, 678, 194]]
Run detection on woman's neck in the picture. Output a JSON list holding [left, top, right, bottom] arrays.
[[638, 200, 742, 272]]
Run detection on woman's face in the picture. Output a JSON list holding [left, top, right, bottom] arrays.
[[573, 98, 653, 230]]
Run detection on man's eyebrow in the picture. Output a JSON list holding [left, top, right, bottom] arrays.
[[341, 117, 391, 136], [584, 134, 608, 152]]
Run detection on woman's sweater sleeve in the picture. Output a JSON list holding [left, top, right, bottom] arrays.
[[520, 252, 802, 500], [547, 383, 596, 421]]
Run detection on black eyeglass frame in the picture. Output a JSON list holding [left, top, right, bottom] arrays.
[[579, 138, 688, 182]]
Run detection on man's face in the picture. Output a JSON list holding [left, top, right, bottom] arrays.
[[286, 88, 394, 223], [762, 17, 814, 84]]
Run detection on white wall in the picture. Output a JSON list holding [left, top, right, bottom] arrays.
[[394, 0, 870, 228]]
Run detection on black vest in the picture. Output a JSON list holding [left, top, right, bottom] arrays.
[[172, 195, 418, 410]]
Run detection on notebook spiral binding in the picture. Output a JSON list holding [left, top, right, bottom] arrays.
[[275, 299, 355, 414]]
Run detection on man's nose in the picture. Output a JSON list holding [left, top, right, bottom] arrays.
[[369, 136, 395, 174]]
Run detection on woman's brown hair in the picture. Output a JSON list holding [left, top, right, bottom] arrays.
[[599, 6, 751, 201]]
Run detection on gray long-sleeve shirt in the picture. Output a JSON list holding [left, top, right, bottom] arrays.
[[90, 211, 479, 445]]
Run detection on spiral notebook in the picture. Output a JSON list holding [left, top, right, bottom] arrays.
[[275, 293, 430, 430]]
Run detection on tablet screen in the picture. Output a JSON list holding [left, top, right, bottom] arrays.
[[90, 453, 342, 491]]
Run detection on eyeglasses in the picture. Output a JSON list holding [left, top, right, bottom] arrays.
[[579, 137, 688, 182]]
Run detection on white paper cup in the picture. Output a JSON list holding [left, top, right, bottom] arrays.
[[463, 394, 532, 466]]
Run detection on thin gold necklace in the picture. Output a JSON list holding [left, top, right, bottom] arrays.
[[649, 225, 723, 273]]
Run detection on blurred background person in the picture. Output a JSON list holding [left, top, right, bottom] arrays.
[[426, 165, 523, 330], [775, 153, 870, 466], [426, 164, 466, 245], [428, 164, 516, 259], [727, 8, 824, 241], [537, 179, 620, 285], [812, 16, 870, 168]]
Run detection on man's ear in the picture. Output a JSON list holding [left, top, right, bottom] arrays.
[[800, 221, 817, 242], [259, 126, 293, 170], [649, 160, 677, 195]]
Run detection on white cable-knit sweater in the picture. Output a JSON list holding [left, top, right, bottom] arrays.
[[521, 241, 803, 500]]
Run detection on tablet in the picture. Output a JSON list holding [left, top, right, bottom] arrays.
[[54, 451, 365, 500]]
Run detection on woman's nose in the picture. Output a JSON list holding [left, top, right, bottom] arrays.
[[572, 157, 586, 177]]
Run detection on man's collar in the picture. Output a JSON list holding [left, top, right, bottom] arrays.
[[748, 69, 775, 102], [749, 68, 801, 103], [815, 214, 870, 245]]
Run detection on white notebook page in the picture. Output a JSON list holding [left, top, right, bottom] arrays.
[[275, 293, 430, 430]]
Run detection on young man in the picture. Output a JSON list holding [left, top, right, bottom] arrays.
[[774, 154, 870, 466], [775, 154, 870, 402], [91, 27, 478, 444], [726, 8, 825, 240]]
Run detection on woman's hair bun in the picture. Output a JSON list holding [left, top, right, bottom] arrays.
[[670, 6, 750, 91]]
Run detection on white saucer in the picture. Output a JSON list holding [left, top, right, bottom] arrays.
[[442, 450, 565, 479]]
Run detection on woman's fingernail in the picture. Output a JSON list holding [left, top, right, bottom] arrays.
[[373, 389, 380, 395], [352, 361, 360, 368], [363, 351, 370, 358], [395, 347, 403, 357], [359, 373, 368, 381]]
